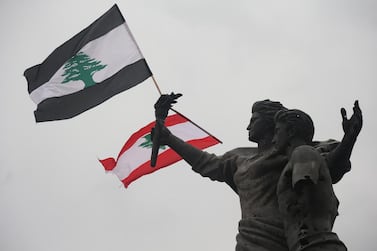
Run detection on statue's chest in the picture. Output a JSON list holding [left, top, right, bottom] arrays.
[[234, 157, 271, 189]]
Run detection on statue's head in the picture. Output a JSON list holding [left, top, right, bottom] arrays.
[[272, 109, 314, 151], [247, 99, 287, 142]]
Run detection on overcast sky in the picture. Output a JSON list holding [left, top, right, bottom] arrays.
[[1, 0, 377, 250]]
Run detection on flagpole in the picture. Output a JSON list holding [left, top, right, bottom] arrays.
[[151, 75, 163, 95]]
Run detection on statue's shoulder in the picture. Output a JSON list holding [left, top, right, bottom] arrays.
[[223, 147, 258, 158], [312, 139, 339, 154]]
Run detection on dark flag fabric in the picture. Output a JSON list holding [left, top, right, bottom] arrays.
[[99, 113, 221, 188], [24, 4, 152, 122]]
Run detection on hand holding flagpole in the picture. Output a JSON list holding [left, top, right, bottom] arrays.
[[151, 92, 182, 167]]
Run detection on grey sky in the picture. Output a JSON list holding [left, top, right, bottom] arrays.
[[1, 0, 376, 250]]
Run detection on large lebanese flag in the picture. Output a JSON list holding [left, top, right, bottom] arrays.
[[99, 113, 221, 188]]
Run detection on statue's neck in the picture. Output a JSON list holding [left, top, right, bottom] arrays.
[[286, 139, 308, 157], [257, 134, 274, 153]]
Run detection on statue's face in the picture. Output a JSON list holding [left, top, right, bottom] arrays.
[[272, 122, 291, 152], [247, 112, 269, 142]]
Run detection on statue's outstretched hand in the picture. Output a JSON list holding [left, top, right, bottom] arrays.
[[341, 100, 363, 139], [154, 92, 182, 120]]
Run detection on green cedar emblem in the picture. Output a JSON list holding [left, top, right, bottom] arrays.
[[139, 134, 166, 150], [61, 52, 107, 88]]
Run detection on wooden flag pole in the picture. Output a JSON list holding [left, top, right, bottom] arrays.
[[151, 75, 163, 95]]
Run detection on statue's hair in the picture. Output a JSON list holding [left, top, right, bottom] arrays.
[[252, 100, 287, 123], [274, 109, 315, 143]]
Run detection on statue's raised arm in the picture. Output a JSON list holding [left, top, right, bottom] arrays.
[[151, 93, 182, 166], [326, 100, 363, 182]]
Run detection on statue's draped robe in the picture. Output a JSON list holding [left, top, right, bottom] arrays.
[[277, 145, 347, 251]]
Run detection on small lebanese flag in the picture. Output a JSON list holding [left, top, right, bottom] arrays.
[[99, 113, 221, 188]]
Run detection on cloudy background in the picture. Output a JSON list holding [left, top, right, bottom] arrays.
[[1, 0, 376, 250]]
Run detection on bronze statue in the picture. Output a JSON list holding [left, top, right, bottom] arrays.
[[152, 94, 361, 251], [274, 105, 362, 251]]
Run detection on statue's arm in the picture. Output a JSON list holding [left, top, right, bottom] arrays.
[[326, 101, 363, 183], [162, 130, 239, 193], [314, 140, 351, 184], [165, 131, 206, 167], [153, 93, 238, 192]]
